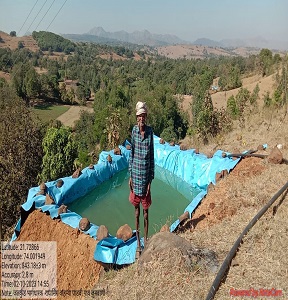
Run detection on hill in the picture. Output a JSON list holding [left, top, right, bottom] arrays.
[[13, 108, 288, 299], [211, 73, 276, 109], [194, 36, 288, 51], [0, 31, 39, 51], [86, 26, 188, 46], [1, 30, 286, 62], [10, 71, 288, 299], [63, 26, 288, 50], [156, 44, 286, 59], [62, 27, 188, 49]]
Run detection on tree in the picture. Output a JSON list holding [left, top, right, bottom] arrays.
[[39, 126, 77, 182], [0, 86, 43, 239], [196, 93, 219, 144], [274, 59, 288, 108], [263, 91, 272, 107], [0, 77, 7, 88], [227, 95, 239, 119], [218, 65, 242, 90], [76, 84, 90, 103], [160, 120, 178, 142], [10, 31, 16, 37], [40, 74, 60, 100], [259, 48, 273, 77], [250, 84, 260, 107], [18, 41, 24, 49], [103, 106, 122, 149], [235, 87, 250, 127], [11, 62, 28, 99], [24, 68, 41, 98], [74, 110, 97, 165]]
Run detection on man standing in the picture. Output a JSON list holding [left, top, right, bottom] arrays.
[[128, 101, 154, 257]]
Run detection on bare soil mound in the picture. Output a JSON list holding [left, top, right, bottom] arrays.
[[185, 157, 267, 230], [16, 210, 103, 299]]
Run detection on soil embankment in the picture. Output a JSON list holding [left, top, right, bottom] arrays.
[[16, 210, 103, 297]]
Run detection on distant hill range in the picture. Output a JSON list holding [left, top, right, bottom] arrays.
[[193, 37, 288, 51], [62, 26, 188, 47], [62, 26, 288, 50]]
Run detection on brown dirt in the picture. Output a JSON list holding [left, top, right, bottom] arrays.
[[3, 42, 288, 298], [183, 157, 267, 231], [157, 44, 232, 59], [56, 105, 94, 127], [0, 31, 39, 52], [42, 51, 72, 62], [180, 72, 276, 119], [16, 210, 103, 299], [177, 94, 192, 121], [34, 67, 48, 75], [156, 44, 286, 60], [0, 70, 11, 82], [13, 155, 279, 299], [211, 73, 276, 109], [99, 53, 127, 61]]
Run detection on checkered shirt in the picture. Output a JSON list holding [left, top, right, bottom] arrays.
[[128, 124, 154, 196]]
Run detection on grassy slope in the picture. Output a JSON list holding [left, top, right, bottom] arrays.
[[30, 104, 70, 123], [91, 73, 288, 300]]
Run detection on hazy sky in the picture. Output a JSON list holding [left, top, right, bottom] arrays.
[[0, 0, 287, 42]]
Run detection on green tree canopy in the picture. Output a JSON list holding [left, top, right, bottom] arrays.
[[0, 86, 43, 238], [32, 31, 75, 53], [259, 48, 273, 77], [39, 126, 77, 181]]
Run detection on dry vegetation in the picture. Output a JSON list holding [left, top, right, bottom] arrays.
[[211, 73, 276, 110], [156, 44, 286, 60], [92, 107, 288, 300], [89, 71, 288, 299], [55, 105, 94, 127], [179, 71, 277, 124], [3, 31, 287, 298], [15, 101, 288, 299], [0, 70, 11, 82], [0, 31, 39, 52], [157, 44, 233, 59]]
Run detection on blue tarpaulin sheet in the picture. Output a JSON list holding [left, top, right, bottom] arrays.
[[12, 136, 240, 265]]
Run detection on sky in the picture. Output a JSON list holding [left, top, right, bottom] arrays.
[[0, 0, 287, 43]]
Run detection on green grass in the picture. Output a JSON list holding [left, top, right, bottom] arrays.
[[30, 104, 70, 123]]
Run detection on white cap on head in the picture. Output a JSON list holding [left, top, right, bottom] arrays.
[[136, 101, 148, 116]]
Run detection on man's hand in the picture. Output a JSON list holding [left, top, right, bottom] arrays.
[[146, 182, 151, 196], [129, 177, 133, 191]]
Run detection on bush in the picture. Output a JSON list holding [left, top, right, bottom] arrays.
[[160, 126, 178, 143], [39, 126, 77, 182], [227, 95, 239, 119]]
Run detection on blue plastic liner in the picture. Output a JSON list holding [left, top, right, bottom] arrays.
[[11, 136, 240, 265]]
